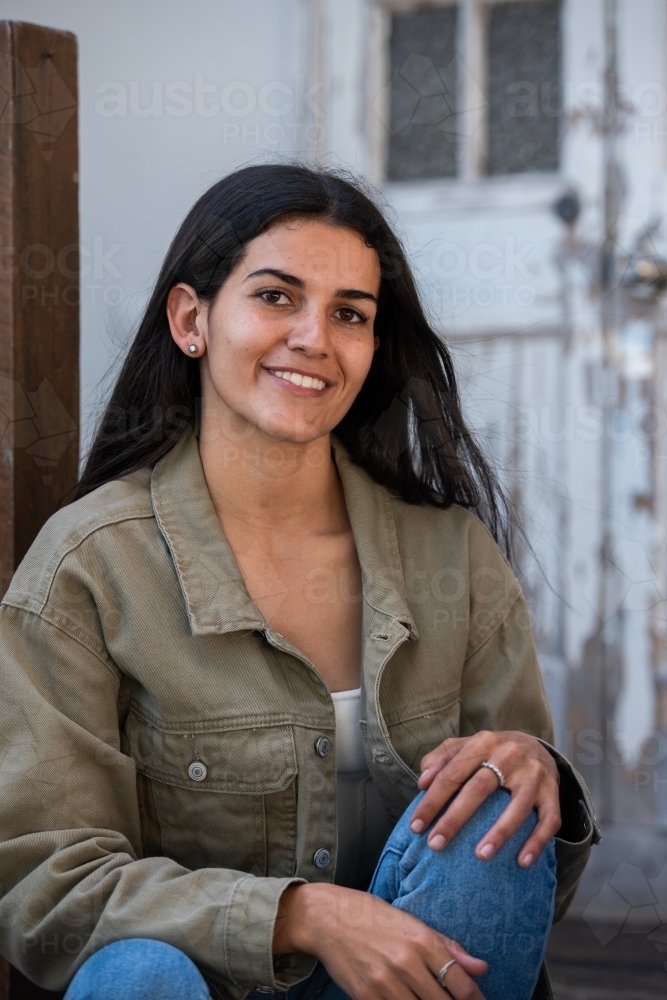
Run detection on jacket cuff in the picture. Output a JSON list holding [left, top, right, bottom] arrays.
[[221, 876, 314, 994], [537, 740, 601, 844], [537, 739, 601, 922]]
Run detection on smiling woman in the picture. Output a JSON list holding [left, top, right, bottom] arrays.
[[74, 165, 510, 548], [0, 165, 598, 1000], [163, 216, 384, 690], [166, 219, 381, 451]]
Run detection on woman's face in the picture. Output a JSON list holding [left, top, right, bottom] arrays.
[[168, 218, 381, 445]]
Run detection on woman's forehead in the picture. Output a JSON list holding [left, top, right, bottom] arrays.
[[241, 218, 381, 288]]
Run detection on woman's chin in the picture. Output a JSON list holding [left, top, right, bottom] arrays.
[[255, 419, 333, 447]]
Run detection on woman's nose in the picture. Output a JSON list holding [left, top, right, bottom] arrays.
[[285, 307, 331, 356]]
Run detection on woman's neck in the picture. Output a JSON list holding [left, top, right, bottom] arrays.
[[198, 420, 348, 544]]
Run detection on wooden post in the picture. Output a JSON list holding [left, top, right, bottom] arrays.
[[0, 20, 79, 600], [0, 20, 78, 1000]]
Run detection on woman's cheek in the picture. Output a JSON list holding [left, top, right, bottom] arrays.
[[345, 338, 376, 384]]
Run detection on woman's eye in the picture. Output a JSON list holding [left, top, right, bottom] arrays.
[[258, 289, 291, 305], [335, 307, 365, 324]]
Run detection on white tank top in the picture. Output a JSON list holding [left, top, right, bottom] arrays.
[[331, 689, 366, 772], [331, 688, 393, 889]]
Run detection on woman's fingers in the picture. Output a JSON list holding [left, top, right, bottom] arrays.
[[337, 926, 486, 1000], [417, 738, 467, 789], [411, 735, 496, 831], [312, 886, 489, 1000], [467, 750, 559, 864], [419, 761, 559, 863], [423, 939, 487, 1000], [378, 935, 487, 1000], [440, 935, 488, 977], [406, 944, 486, 1000], [412, 965, 484, 1000], [422, 766, 510, 850], [411, 731, 562, 863], [472, 786, 541, 860], [434, 962, 485, 1000], [515, 792, 562, 867]]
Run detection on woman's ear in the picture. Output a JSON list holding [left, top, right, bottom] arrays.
[[166, 283, 207, 358]]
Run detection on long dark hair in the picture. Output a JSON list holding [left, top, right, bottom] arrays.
[[77, 163, 513, 555]]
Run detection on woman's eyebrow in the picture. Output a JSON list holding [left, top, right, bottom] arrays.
[[245, 267, 304, 288], [335, 288, 378, 304], [245, 268, 377, 304]]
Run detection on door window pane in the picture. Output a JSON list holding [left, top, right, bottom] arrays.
[[387, 5, 459, 181], [486, 0, 561, 175]]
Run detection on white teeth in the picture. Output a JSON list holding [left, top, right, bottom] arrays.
[[269, 370, 326, 391]]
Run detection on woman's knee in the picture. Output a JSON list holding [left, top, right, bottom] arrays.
[[382, 791, 556, 999], [64, 938, 211, 1000], [391, 788, 538, 861], [386, 788, 557, 918], [450, 789, 557, 897]]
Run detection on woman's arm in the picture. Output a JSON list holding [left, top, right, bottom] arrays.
[[273, 882, 489, 1000], [0, 602, 307, 992], [406, 581, 600, 920]]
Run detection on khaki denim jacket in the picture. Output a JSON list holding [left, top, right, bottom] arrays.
[[0, 434, 599, 994]]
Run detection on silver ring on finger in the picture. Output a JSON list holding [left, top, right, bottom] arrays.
[[480, 760, 505, 787], [436, 959, 458, 988]]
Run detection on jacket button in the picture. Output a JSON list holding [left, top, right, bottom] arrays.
[[313, 848, 331, 869], [187, 761, 207, 782], [314, 736, 331, 758]]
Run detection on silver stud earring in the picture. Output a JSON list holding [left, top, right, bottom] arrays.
[[188, 343, 198, 354]]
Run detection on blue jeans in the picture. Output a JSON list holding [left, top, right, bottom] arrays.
[[64, 789, 556, 1000]]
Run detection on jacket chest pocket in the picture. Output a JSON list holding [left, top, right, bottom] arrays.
[[125, 714, 298, 878], [385, 690, 461, 774]]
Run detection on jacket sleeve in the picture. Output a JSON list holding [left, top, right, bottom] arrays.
[[458, 531, 601, 923], [0, 602, 308, 993]]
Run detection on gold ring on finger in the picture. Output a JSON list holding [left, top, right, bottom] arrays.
[[436, 958, 458, 988]]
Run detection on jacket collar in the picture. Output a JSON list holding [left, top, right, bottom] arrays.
[[150, 433, 417, 638], [330, 439, 417, 638]]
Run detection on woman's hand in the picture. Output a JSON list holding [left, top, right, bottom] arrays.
[[409, 731, 561, 868], [274, 882, 489, 1000]]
